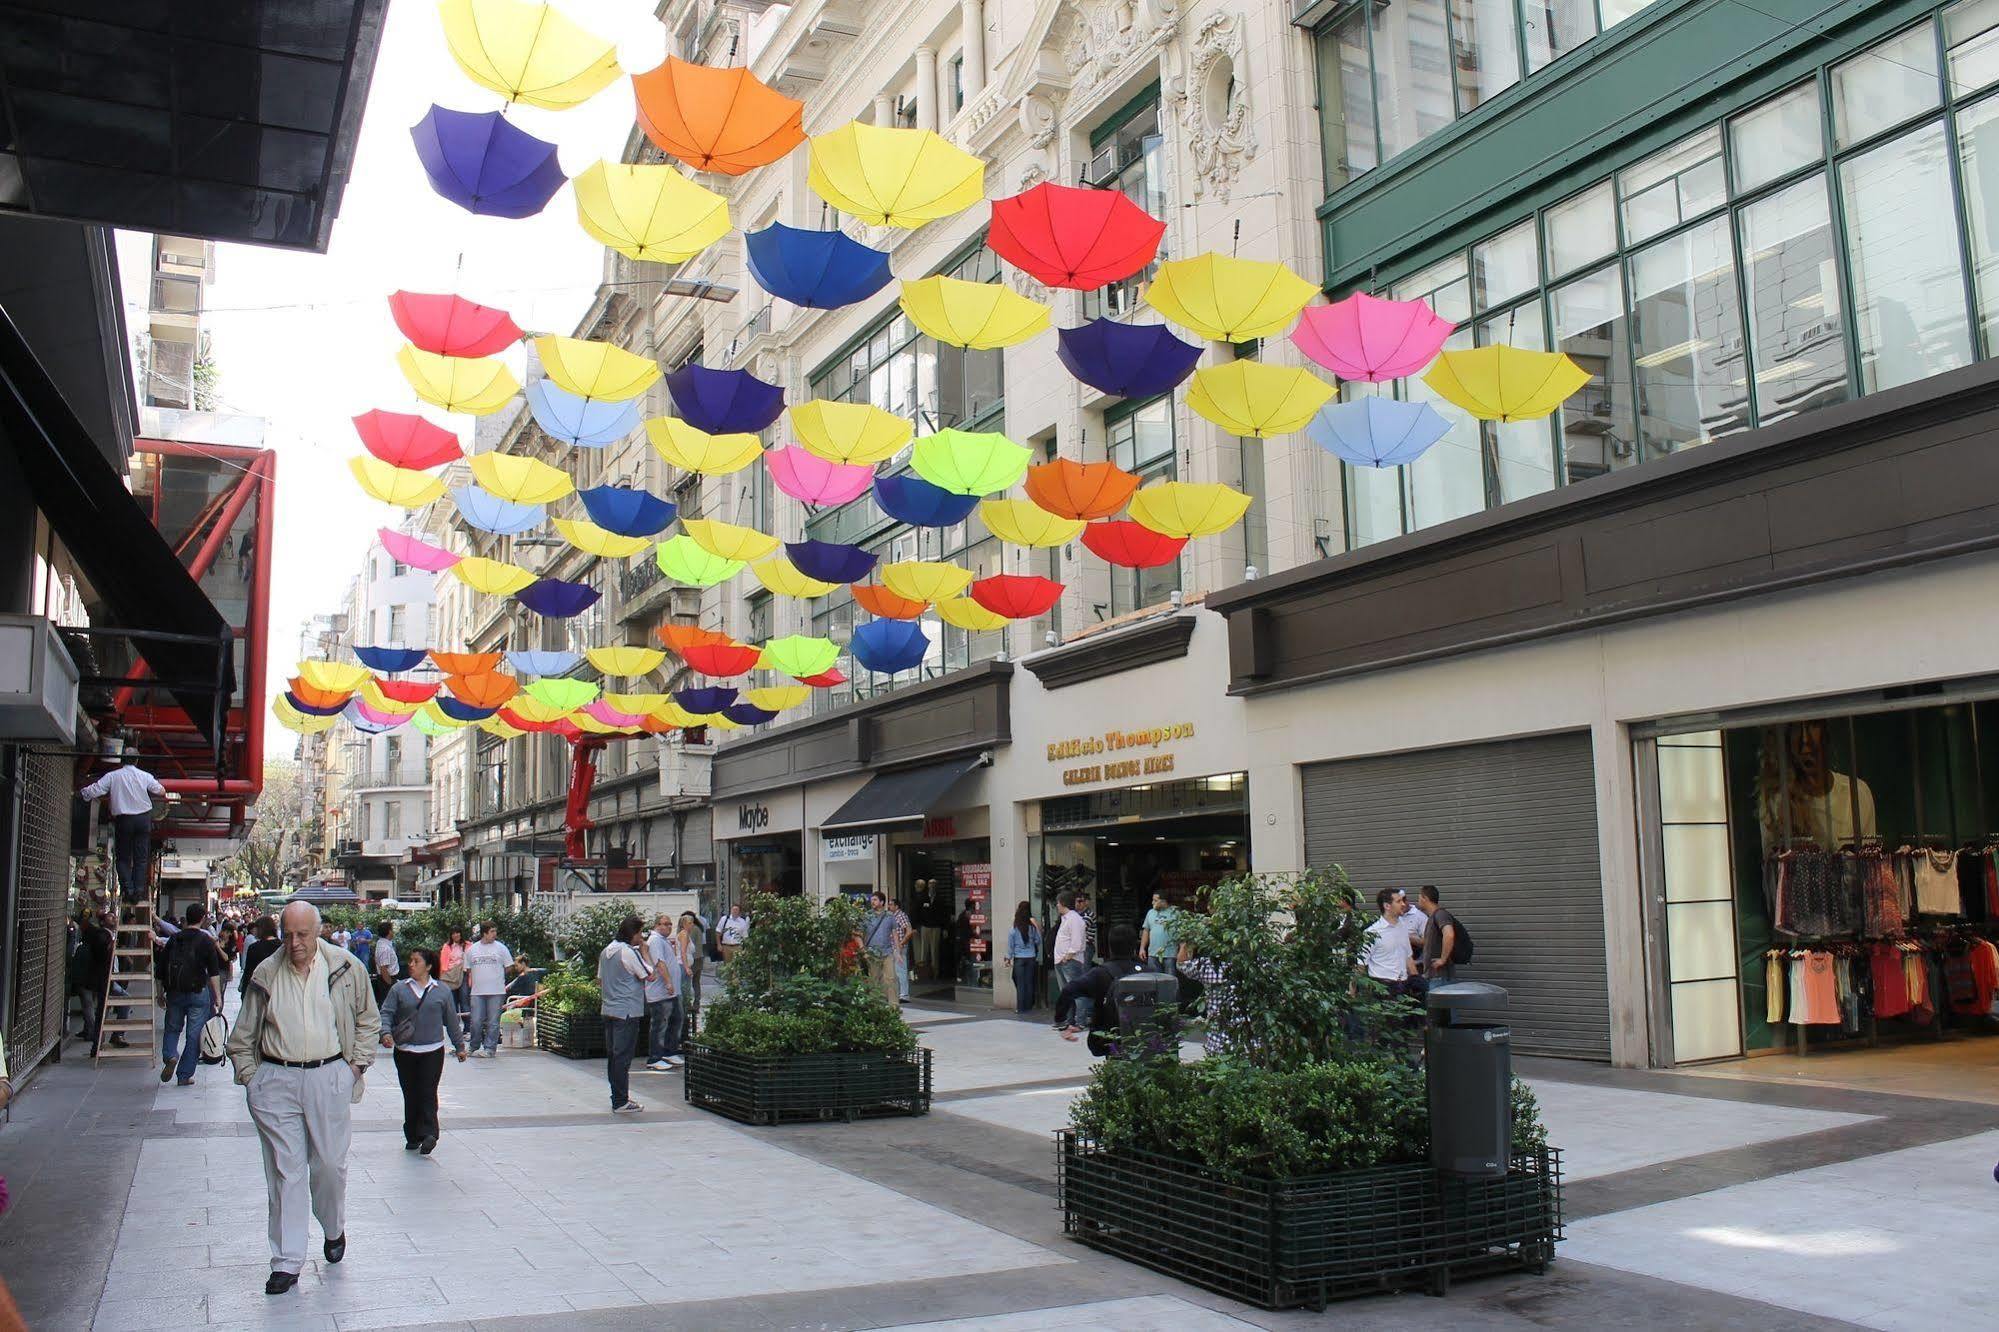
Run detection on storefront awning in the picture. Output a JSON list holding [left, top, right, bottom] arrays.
[[819, 753, 988, 836], [415, 869, 462, 893]]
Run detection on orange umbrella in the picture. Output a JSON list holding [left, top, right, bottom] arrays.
[[287, 678, 351, 711], [430, 651, 504, 675], [655, 624, 738, 652], [852, 584, 930, 620], [632, 57, 804, 175], [445, 671, 520, 709], [1024, 458, 1140, 521]]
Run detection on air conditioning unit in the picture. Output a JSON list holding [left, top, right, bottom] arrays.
[[0, 615, 79, 743]]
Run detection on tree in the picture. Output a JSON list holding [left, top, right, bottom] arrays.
[[231, 759, 307, 899]]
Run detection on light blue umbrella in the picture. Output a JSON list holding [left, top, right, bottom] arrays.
[[453, 485, 546, 535], [1305, 397, 1453, 468], [527, 379, 643, 448], [505, 650, 582, 676]]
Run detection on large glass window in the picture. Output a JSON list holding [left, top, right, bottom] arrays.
[[1551, 265, 1634, 482], [1629, 216, 1750, 453], [1840, 120, 1972, 392], [1738, 176, 1847, 423], [1106, 397, 1177, 617]]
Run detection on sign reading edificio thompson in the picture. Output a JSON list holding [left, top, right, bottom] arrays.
[[1047, 723, 1195, 786]]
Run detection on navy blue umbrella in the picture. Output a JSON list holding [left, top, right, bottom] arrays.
[[874, 473, 979, 528], [1055, 319, 1204, 399], [665, 365, 785, 434], [578, 485, 677, 537], [434, 695, 498, 722], [744, 223, 894, 310], [411, 106, 565, 219], [786, 539, 878, 584], [514, 578, 601, 618], [722, 702, 779, 726], [284, 690, 347, 718], [676, 686, 738, 714], [354, 646, 428, 673], [849, 619, 930, 674]]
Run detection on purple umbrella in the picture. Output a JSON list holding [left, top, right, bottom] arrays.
[[514, 578, 601, 617], [722, 702, 778, 725], [412, 106, 566, 219], [353, 646, 428, 673], [665, 365, 785, 434], [676, 686, 738, 714], [786, 539, 877, 584], [1056, 319, 1204, 399]]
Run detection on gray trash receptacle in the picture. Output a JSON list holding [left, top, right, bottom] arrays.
[[1425, 981, 1512, 1179]]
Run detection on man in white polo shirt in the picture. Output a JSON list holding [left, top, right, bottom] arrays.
[[79, 758, 166, 903], [1362, 887, 1418, 998]]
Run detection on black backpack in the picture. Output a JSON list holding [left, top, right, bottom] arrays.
[[1451, 917, 1475, 965], [160, 931, 211, 994]]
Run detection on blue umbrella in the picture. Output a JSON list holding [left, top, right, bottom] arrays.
[[874, 473, 978, 528], [676, 685, 738, 714], [434, 695, 498, 722], [505, 650, 582, 676], [786, 539, 877, 584], [1056, 319, 1203, 399], [453, 485, 545, 536], [527, 379, 642, 448], [411, 106, 565, 219], [722, 702, 778, 726], [849, 619, 929, 674], [283, 690, 346, 718], [1306, 397, 1452, 468], [666, 365, 785, 435], [578, 484, 676, 537], [353, 646, 428, 673], [514, 578, 601, 618], [744, 223, 894, 310]]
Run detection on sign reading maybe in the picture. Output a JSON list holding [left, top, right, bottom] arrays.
[[1048, 722, 1195, 788], [822, 834, 875, 862], [736, 803, 770, 832]]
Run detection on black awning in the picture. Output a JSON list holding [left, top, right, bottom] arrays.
[[0, 302, 233, 744], [820, 754, 988, 836]]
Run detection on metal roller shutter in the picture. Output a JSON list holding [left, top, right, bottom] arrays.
[[9, 749, 75, 1075], [1300, 732, 1610, 1060]]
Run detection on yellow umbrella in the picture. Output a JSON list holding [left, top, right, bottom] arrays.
[[682, 518, 780, 563], [584, 646, 666, 677], [744, 685, 810, 712], [750, 556, 838, 599], [1127, 481, 1253, 539], [417, 700, 471, 729], [396, 345, 520, 415], [469, 452, 574, 504], [1145, 254, 1319, 341], [648, 700, 707, 728], [533, 336, 661, 402], [506, 695, 572, 723], [439, 0, 621, 110], [788, 401, 912, 465], [480, 716, 528, 739], [934, 597, 1009, 631], [605, 691, 669, 713], [1423, 346, 1590, 422], [654, 536, 744, 587], [1186, 361, 1336, 438], [646, 417, 764, 475], [880, 560, 974, 603], [898, 276, 1049, 350], [569, 711, 629, 735], [910, 429, 1031, 496], [349, 456, 446, 507], [272, 695, 340, 734], [574, 161, 730, 263], [978, 498, 1084, 548], [705, 713, 745, 731], [357, 680, 424, 715], [553, 517, 650, 559], [806, 123, 984, 228], [297, 660, 370, 693], [451, 556, 538, 596]]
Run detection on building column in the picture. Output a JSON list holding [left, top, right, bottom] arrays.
[[960, 0, 986, 99], [873, 93, 894, 126], [915, 46, 939, 130]]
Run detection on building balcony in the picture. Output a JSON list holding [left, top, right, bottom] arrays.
[[616, 560, 702, 624], [350, 766, 431, 790]]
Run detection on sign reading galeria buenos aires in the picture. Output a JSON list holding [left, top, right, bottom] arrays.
[[1048, 723, 1195, 786]]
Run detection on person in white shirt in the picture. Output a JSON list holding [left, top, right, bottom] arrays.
[[462, 924, 514, 1057], [643, 914, 685, 1072], [1401, 892, 1430, 970], [371, 921, 399, 1004], [1051, 891, 1091, 1031], [1362, 888, 1418, 997], [79, 760, 166, 903], [718, 903, 750, 959]]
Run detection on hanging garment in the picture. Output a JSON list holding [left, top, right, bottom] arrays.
[[1912, 847, 1963, 916], [1943, 940, 1984, 1014], [1971, 938, 1999, 1015], [1857, 846, 1906, 937], [1802, 951, 1841, 1024], [1766, 951, 1786, 1025], [1869, 943, 1912, 1019], [1789, 952, 1809, 1024]]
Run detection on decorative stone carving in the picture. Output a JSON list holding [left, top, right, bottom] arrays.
[[1059, 0, 1179, 98], [1020, 92, 1059, 150], [1017, 161, 1050, 192], [1176, 12, 1256, 202]]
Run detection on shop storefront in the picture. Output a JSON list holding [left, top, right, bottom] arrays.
[[884, 806, 992, 998]]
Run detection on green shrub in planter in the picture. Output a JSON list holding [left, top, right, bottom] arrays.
[[536, 970, 600, 1015], [556, 901, 634, 977], [702, 976, 916, 1057]]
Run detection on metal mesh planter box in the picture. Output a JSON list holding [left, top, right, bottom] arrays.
[[682, 1042, 932, 1125], [535, 1008, 606, 1060], [1057, 1131, 1561, 1310]]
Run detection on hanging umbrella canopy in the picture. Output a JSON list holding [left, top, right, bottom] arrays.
[[987, 182, 1166, 289], [647, 700, 707, 728], [452, 556, 538, 596], [970, 574, 1064, 619], [1186, 361, 1336, 438], [1424, 346, 1589, 422], [431, 651, 504, 675], [411, 106, 565, 218], [438, 695, 501, 721], [1082, 520, 1187, 569], [898, 275, 1050, 350], [807, 123, 985, 228], [388, 291, 523, 358], [759, 635, 840, 679], [350, 457, 445, 507], [581, 699, 649, 728], [605, 691, 670, 713], [525, 677, 599, 710], [580, 484, 676, 537], [397, 346, 521, 415], [287, 677, 353, 710], [657, 625, 737, 652], [653, 536, 743, 587], [273, 696, 340, 734], [765, 447, 874, 507], [1145, 254, 1318, 342], [874, 473, 979, 528], [443, 672, 518, 710], [797, 666, 847, 688], [534, 335, 662, 403], [505, 650, 580, 676], [527, 380, 641, 448], [646, 417, 764, 475], [745, 224, 893, 310], [682, 518, 779, 563], [852, 583, 929, 619], [750, 556, 838, 599], [744, 686, 809, 712], [633, 56, 804, 174], [283, 688, 347, 717], [496, 706, 562, 732], [574, 161, 730, 263], [675, 685, 738, 713], [505, 694, 572, 723], [347, 700, 411, 732], [789, 400, 911, 465], [786, 539, 877, 585], [934, 597, 1009, 632], [722, 702, 778, 726], [571, 710, 639, 736], [910, 429, 1031, 496], [1128, 481, 1252, 539], [469, 452, 573, 504], [1055, 320, 1202, 399], [515, 578, 601, 617], [440, 0, 620, 109], [1024, 458, 1139, 520], [356, 681, 423, 715], [978, 498, 1083, 548], [880, 560, 974, 604], [353, 409, 464, 469], [452, 486, 545, 536], [665, 364, 784, 434], [481, 715, 528, 738], [849, 619, 930, 673], [380, 527, 462, 572], [1291, 292, 1454, 382], [680, 643, 763, 678], [354, 646, 428, 673], [412, 707, 465, 737], [370, 677, 440, 706], [553, 517, 649, 558], [1306, 397, 1452, 468]]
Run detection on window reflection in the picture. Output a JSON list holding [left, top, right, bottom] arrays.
[[1630, 216, 1751, 454], [1551, 266, 1635, 481], [1107, 397, 1179, 615], [1480, 301, 1558, 501], [1739, 176, 1849, 423], [1840, 121, 1973, 392]]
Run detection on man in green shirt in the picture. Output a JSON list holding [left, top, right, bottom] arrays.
[[1139, 892, 1177, 975]]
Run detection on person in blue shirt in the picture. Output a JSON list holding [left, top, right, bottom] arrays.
[[1005, 901, 1042, 1013], [1139, 893, 1177, 975]]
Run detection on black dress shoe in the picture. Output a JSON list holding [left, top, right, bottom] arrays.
[[323, 1234, 345, 1264], [264, 1271, 299, 1295], [419, 1134, 438, 1155], [404, 1141, 419, 1150]]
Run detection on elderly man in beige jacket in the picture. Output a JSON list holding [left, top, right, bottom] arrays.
[[227, 901, 380, 1296]]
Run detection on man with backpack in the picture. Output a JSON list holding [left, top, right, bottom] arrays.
[[157, 903, 226, 1085], [1418, 885, 1471, 982]]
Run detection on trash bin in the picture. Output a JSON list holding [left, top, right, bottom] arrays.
[[1425, 981, 1512, 1178], [1085, 971, 1180, 1057]]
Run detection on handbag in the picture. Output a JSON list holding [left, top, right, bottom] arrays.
[[198, 1012, 230, 1064], [440, 962, 465, 988]]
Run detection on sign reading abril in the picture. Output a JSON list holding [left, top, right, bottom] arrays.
[[1047, 723, 1195, 787]]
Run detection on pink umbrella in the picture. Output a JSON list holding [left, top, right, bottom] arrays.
[[379, 527, 463, 572], [1290, 292, 1454, 383], [764, 446, 874, 506], [350, 699, 412, 728], [581, 699, 648, 728]]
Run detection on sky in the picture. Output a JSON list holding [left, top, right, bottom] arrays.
[[117, 1, 672, 760]]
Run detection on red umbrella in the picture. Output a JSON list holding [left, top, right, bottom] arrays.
[[372, 677, 440, 705], [388, 291, 524, 357], [680, 643, 764, 677], [497, 707, 562, 733], [656, 624, 737, 651], [969, 574, 1063, 619], [987, 183, 1165, 290], [353, 410, 464, 470], [1082, 520, 1187, 569], [798, 666, 847, 688]]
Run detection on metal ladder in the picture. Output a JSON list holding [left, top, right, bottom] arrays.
[[95, 899, 158, 1064]]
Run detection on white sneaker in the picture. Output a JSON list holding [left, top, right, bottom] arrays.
[[666, 1055, 685, 1068], [612, 1100, 643, 1114], [645, 1059, 672, 1071]]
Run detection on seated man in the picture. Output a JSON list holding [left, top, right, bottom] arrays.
[[1052, 925, 1144, 1045]]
